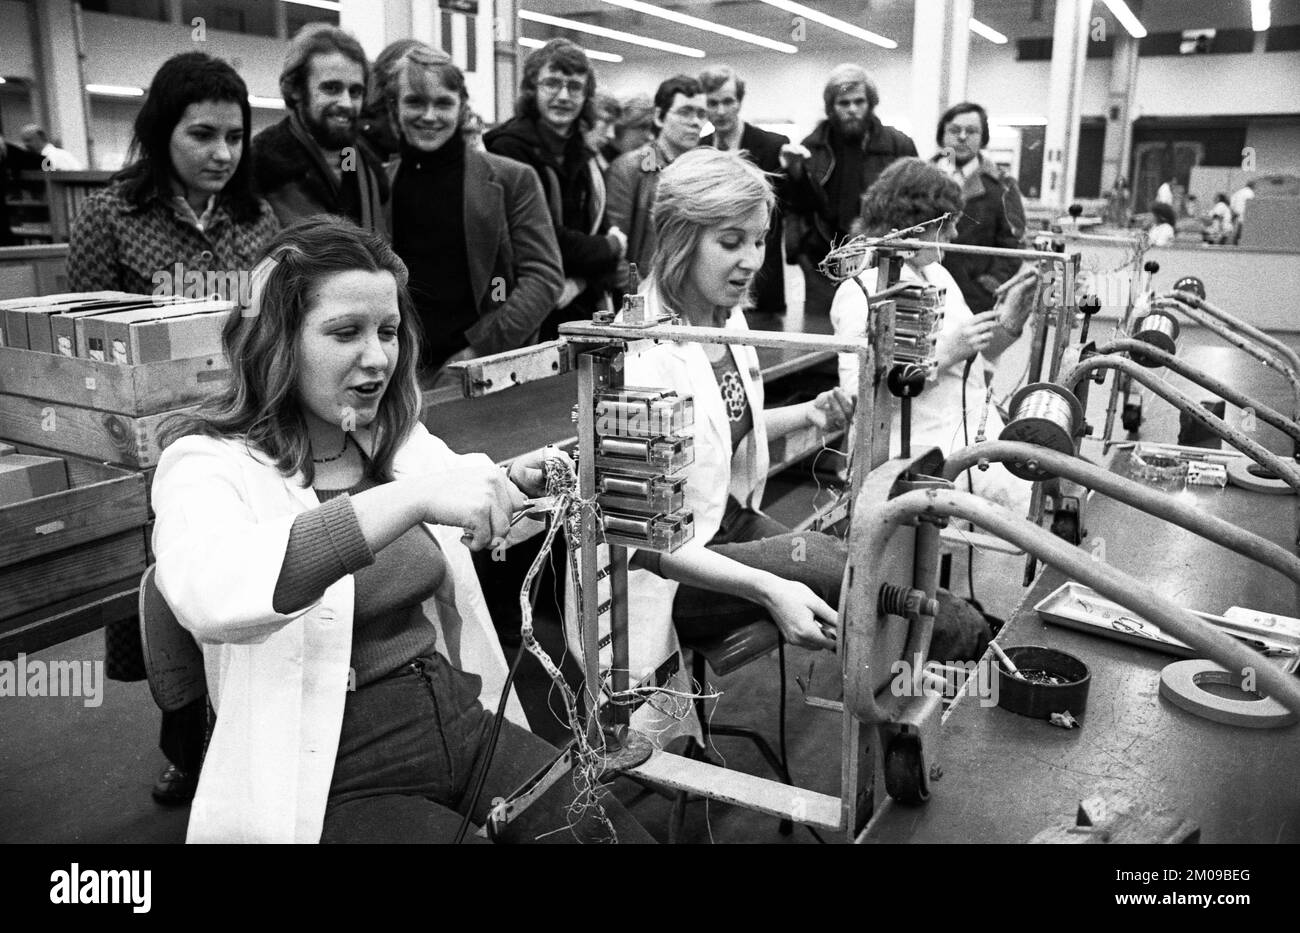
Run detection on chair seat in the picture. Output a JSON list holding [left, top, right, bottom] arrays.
[[681, 620, 781, 677]]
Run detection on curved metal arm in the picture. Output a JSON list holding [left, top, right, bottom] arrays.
[[1095, 338, 1300, 445], [943, 441, 1300, 587], [1154, 295, 1300, 416], [848, 488, 1300, 722], [1166, 290, 1300, 377], [1058, 355, 1300, 490]]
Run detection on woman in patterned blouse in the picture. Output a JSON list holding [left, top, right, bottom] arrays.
[[68, 52, 280, 808]]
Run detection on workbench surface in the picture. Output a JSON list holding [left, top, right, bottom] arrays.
[[863, 450, 1300, 843]]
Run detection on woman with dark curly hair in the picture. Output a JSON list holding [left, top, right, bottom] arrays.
[[830, 157, 1033, 512]]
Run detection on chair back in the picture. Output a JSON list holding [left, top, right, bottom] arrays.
[[138, 565, 206, 712]]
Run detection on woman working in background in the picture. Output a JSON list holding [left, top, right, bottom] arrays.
[[151, 219, 649, 843], [829, 157, 1035, 515], [67, 51, 280, 807]]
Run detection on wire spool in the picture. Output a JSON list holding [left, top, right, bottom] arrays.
[[998, 383, 1085, 480], [1226, 458, 1295, 496], [1131, 310, 1180, 366]]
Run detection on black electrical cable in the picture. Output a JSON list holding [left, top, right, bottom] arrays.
[[454, 554, 544, 844]]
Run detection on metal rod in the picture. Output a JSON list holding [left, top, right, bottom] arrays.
[[562, 320, 872, 354], [576, 351, 604, 743], [872, 238, 1076, 264], [1155, 296, 1300, 419], [943, 441, 1300, 587], [1058, 355, 1300, 490], [1171, 291, 1300, 377], [1096, 338, 1300, 445], [610, 545, 630, 732], [850, 488, 1300, 720], [1033, 230, 1145, 246]]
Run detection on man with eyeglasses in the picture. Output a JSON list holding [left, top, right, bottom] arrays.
[[931, 102, 1026, 313], [782, 63, 917, 315], [606, 74, 707, 285], [252, 23, 388, 233], [700, 65, 791, 317], [486, 39, 627, 337]]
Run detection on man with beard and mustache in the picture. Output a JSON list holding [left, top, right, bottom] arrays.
[[485, 39, 626, 340], [252, 23, 388, 233], [931, 101, 1026, 314], [783, 64, 916, 315]]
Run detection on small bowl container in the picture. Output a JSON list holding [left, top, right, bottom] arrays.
[[995, 645, 1091, 722]]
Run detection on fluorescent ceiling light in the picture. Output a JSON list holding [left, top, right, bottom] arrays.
[[279, 0, 341, 11], [1100, 0, 1147, 39], [1251, 0, 1270, 31], [520, 10, 704, 57], [968, 18, 1008, 44], [754, 0, 896, 49], [598, 0, 796, 54], [518, 36, 623, 63], [248, 95, 286, 109], [85, 84, 144, 97]]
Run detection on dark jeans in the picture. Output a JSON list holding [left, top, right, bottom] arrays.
[[321, 653, 654, 844], [672, 499, 847, 641]]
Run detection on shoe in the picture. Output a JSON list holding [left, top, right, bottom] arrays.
[[151, 763, 197, 805]]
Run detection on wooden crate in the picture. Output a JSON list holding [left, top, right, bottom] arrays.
[[0, 393, 192, 468], [0, 528, 147, 621], [0, 441, 149, 569], [0, 578, 139, 661], [0, 344, 228, 416]]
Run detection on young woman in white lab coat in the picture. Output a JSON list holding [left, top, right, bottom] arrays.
[[151, 218, 650, 843]]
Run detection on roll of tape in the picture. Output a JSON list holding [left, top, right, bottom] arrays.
[[1226, 458, 1294, 495], [1159, 660, 1297, 729]]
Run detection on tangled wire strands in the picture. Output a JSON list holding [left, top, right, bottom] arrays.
[[817, 213, 956, 282], [514, 459, 617, 843]]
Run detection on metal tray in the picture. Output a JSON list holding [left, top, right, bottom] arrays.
[[1034, 581, 1300, 660]]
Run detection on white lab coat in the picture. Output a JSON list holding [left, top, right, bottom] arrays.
[[151, 422, 524, 843], [564, 289, 766, 743], [830, 261, 1029, 513]]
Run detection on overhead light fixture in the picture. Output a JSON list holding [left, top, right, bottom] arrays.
[[85, 84, 145, 97], [518, 36, 624, 63], [1100, 0, 1147, 39], [248, 95, 286, 109], [597, 0, 797, 54], [279, 0, 342, 11], [753, 0, 896, 49], [0, 77, 6, 84], [1251, 0, 1270, 31], [969, 18, 1008, 44], [519, 10, 705, 57]]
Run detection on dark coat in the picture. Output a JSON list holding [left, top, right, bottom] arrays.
[[484, 117, 619, 330], [703, 122, 791, 315], [384, 146, 563, 358], [251, 115, 389, 231], [933, 153, 1027, 312], [786, 114, 918, 262]]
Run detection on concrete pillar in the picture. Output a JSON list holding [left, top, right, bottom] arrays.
[[910, 0, 971, 158], [1039, 0, 1090, 210], [340, 0, 499, 122], [1100, 32, 1139, 196], [32, 0, 89, 167], [494, 0, 518, 126]]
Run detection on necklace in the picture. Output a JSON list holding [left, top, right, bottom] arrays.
[[312, 434, 350, 463]]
